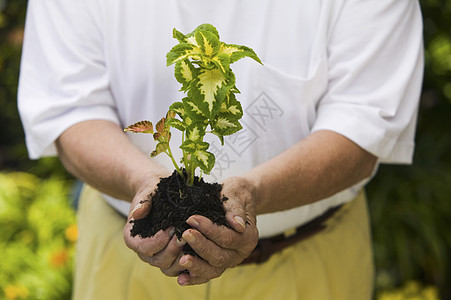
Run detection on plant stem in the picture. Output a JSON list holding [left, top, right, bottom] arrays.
[[182, 132, 189, 172], [166, 144, 184, 179]]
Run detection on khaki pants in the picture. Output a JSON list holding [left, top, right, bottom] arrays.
[[73, 185, 374, 300]]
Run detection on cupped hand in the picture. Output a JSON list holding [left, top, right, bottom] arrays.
[[176, 176, 259, 286], [123, 175, 189, 277]]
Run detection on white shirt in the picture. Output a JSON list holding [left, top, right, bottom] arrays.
[[18, 0, 423, 238]]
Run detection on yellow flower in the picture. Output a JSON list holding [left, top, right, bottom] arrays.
[[65, 224, 78, 242], [4, 285, 29, 300]]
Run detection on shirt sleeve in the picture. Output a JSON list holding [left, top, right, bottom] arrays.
[[312, 0, 424, 164], [18, 0, 119, 159]]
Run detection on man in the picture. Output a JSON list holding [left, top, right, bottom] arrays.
[[18, 0, 423, 299]]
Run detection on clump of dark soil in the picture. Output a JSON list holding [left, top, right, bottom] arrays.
[[130, 169, 229, 255]]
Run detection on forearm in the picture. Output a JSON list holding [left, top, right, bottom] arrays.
[[246, 130, 377, 215], [56, 120, 169, 201]]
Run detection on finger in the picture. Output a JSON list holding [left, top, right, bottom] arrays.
[[186, 216, 238, 249], [186, 215, 257, 253], [177, 254, 225, 286], [128, 199, 151, 221], [145, 235, 186, 271], [123, 227, 171, 257], [138, 235, 188, 277], [182, 228, 240, 268], [223, 202, 248, 233], [220, 178, 257, 233]]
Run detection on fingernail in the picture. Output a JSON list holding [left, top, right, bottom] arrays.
[[187, 217, 199, 228], [183, 231, 196, 243], [177, 238, 187, 246], [234, 216, 246, 229], [178, 276, 188, 286], [130, 202, 143, 218], [180, 256, 192, 267], [168, 227, 176, 237]]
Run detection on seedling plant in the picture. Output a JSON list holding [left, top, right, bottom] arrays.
[[125, 24, 262, 186]]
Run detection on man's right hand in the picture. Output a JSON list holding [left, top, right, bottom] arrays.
[[123, 182, 189, 277]]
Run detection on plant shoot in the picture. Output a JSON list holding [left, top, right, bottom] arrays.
[[125, 24, 262, 185]]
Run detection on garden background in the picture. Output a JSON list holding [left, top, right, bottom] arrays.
[[0, 1, 450, 299]]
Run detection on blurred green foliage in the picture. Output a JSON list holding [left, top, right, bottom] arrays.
[[367, 0, 451, 299], [0, 0, 450, 299], [378, 281, 440, 300], [0, 172, 76, 299]]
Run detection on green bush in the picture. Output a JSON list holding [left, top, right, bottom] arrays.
[[0, 172, 76, 299]]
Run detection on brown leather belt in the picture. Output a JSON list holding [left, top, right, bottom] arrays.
[[240, 204, 343, 265]]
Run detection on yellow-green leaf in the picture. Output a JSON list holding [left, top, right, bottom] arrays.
[[183, 97, 207, 121], [175, 60, 197, 91], [151, 142, 168, 157], [220, 92, 243, 119], [212, 116, 242, 136], [211, 53, 230, 74], [169, 102, 186, 118], [195, 30, 220, 58], [219, 43, 263, 64], [186, 123, 205, 142], [180, 140, 196, 153], [193, 150, 215, 173], [215, 117, 236, 129], [166, 118, 185, 131], [167, 43, 202, 66], [193, 24, 220, 39], [173, 28, 187, 43], [191, 68, 227, 117]]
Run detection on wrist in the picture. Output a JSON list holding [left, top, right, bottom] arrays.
[[130, 167, 169, 200], [242, 168, 268, 215]]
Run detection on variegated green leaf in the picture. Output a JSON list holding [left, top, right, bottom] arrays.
[[186, 123, 205, 142], [193, 150, 215, 173], [180, 140, 196, 153], [195, 141, 210, 151], [182, 96, 207, 121], [150, 142, 168, 157], [124, 120, 153, 134], [166, 43, 202, 66], [173, 28, 187, 43], [180, 140, 209, 153], [190, 68, 228, 118], [186, 35, 198, 47], [212, 115, 243, 136], [184, 116, 193, 126], [193, 24, 220, 39], [166, 118, 185, 131], [220, 92, 243, 120], [220, 43, 263, 64], [211, 53, 230, 74], [169, 101, 186, 118], [195, 30, 220, 58], [174, 60, 197, 91]]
